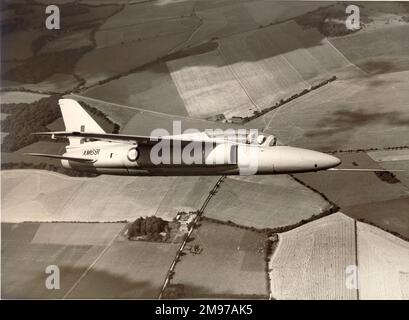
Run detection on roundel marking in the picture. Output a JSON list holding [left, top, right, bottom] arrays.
[[127, 147, 139, 161]]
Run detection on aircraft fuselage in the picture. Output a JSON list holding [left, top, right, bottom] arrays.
[[62, 141, 341, 176]]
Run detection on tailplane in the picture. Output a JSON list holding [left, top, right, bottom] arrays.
[[59, 99, 105, 147]]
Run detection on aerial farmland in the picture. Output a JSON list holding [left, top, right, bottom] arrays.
[[1, 0, 409, 300], [269, 212, 357, 300], [357, 222, 409, 300]]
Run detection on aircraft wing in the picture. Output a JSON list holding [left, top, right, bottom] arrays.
[[33, 131, 181, 145], [25, 153, 96, 163], [33, 131, 260, 147]]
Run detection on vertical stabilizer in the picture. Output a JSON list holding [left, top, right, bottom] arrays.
[[59, 99, 105, 147]]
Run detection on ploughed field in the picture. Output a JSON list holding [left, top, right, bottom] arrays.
[[269, 212, 409, 300]]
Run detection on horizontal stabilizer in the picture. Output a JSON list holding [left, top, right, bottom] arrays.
[[25, 153, 96, 163]]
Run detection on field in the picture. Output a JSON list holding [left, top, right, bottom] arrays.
[[269, 212, 357, 300], [2, 222, 179, 299], [81, 63, 189, 116], [1, 1, 121, 92], [296, 153, 408, 207], [95, 16, 200, 49], [367, 149, 409, 189], [73, 0, 200, 87], [329, 24, 409, 74], [39, 29, 94, 54], [0, 91, 49, 104], [66, 240, 179, 299], [268, 214, 409, 299], [250, 69, 409, 152], [165, 19, 351, 119], [167, 50, 255, 118], [246, 11, 409, 152], [1, 170, 219, 222], [357, 222, 409, 300], [78, 2, 337, 118], [184, 0, 324, 48], [1, 29, 43, 61], [19, 74, 80, 94], [2, 222, 123, 298], [75, 33, 191, 87], [99, 0, 195, 27], [171, 220, 267, 298], [204, 175, 331, 229], [295, 152, 409, 237], [344, 198, 409, 239]]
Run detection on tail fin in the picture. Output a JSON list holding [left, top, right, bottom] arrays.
[[59, 99, 105, 147]]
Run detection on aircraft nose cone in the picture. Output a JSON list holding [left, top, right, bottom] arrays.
[[292, 148, 341, 170], [268, 146, 342, 173], [317, 153, 341, 169]]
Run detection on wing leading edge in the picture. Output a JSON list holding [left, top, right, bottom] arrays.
[[25, 153, 96, 163]]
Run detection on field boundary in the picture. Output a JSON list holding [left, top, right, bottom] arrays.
[[327, 145, 409, 154], [158, 175, 226, 299], [227, 75, 337, 124]]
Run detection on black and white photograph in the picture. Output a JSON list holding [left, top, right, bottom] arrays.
[[1, 0, 409, 304]]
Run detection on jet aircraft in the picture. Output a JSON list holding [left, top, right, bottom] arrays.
[[29, 99, 390, 177]]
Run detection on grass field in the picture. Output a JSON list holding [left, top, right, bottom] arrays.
[[1, 30, 43, 60], [295, 152, 409, 239], [2, 2, 120, 92], [40, 29, 94, 54], [1, 170, 218, 222], [31, 223, 125, 246], [21, 74, 80, 93], [184, 0, 324, 48], [344, 198, 409, 239], [0, 91, 49, 104], [66, 239, 179, 299], [82, 63, 189, 116], [100, 0, 195, 27], [329, 24, 409, 74], [171, 220, 267, 298], [204, 175, 330, 229], [357, 222, 409, 300], [1, 221, 179, 299], [250, 69, 409, 152], [367, 149, 409, 189], [1, 222, 119, 298], [95, 16, 200, 49], [295, 152, 409, 207], [76, 33, 190, 86], [269, 212, 357, 300]]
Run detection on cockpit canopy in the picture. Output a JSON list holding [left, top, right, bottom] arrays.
[[203, 129, 278, 146]]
